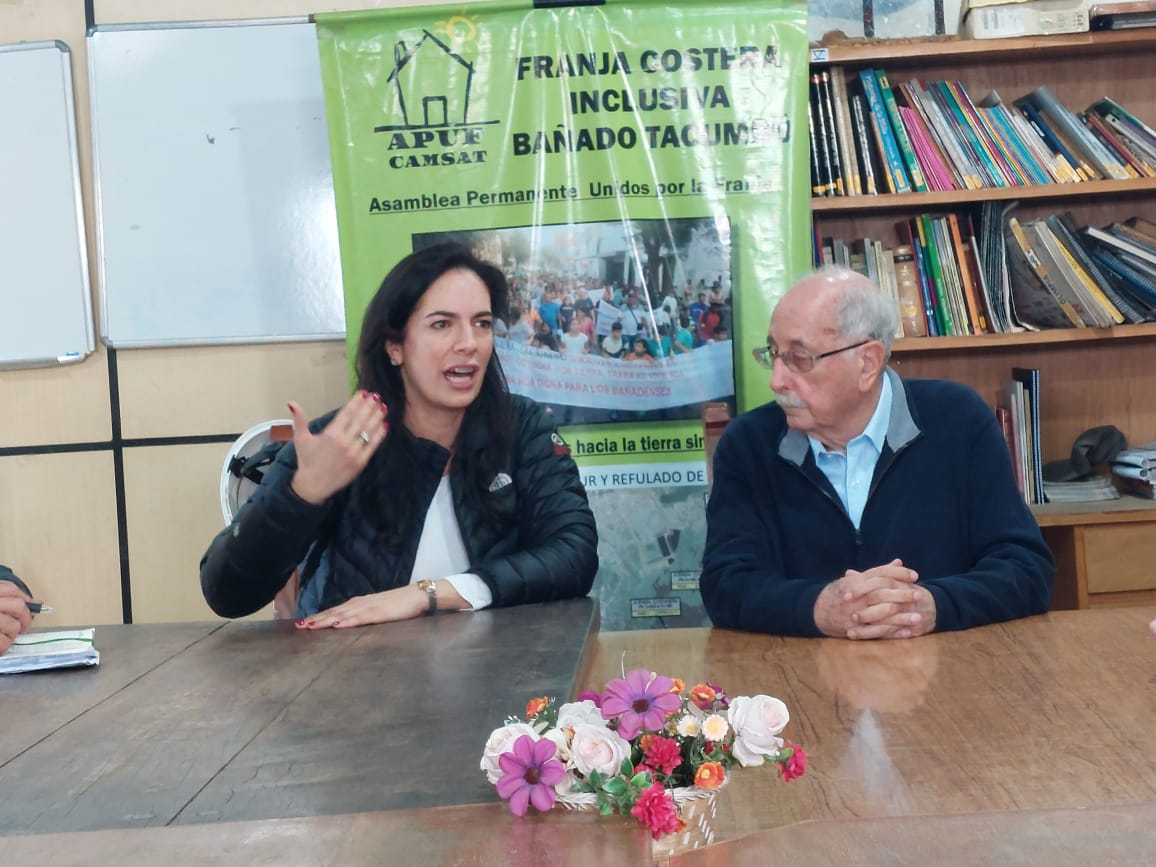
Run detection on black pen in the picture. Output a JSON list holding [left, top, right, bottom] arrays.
[[26, 602, 54, 615]]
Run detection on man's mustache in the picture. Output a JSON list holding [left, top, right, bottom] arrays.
[[775, 393, 808, 409]]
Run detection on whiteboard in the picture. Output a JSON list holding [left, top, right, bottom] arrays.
[[88, 20, 346, 347], [0, 42, 95, 369]]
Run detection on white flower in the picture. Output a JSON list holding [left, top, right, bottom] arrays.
[[569, 723, 632, 777], [701, 713, 730, 742], [480, 722, 538, 783], [675, 715, 701, 738], [556, 699, 605, 730], [554, 768, 583, 797], [727, 695, 789, 768], [542, 726, 573, 765]]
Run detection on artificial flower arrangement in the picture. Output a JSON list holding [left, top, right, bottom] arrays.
[[480, 669, 806, 839]]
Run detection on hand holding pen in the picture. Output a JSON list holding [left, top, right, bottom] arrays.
[[0, 578, 34, 655]]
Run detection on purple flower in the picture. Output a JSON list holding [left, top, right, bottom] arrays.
[[576, 689, 603, 707], [600, 669, 682, 740], [496, 735, 565, 816]]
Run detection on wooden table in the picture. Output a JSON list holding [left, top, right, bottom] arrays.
[[0, 598, 599, 834], [3, 604, 1155, 864], [0, 803, 648, 867], [579, 605, 1156, 853], [667, 803, 1156, 866]]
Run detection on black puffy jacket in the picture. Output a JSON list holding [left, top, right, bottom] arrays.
[[200, 395, 598, 618]]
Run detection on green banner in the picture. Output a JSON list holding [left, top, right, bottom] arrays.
[[317, 0, 808, 629]]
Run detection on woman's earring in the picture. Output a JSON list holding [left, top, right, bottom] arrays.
[[390, 357, 400, 367]]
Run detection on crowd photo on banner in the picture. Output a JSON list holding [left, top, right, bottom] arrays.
[[415, 219, 737, 425]]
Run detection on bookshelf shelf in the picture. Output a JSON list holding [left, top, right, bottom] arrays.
[[812, 178, 1156, 214], [1032, 495, 1156, 527], [815, 30, 1156, 67], [892, 321, 1156, 353], [810, 32, 1156, 611]]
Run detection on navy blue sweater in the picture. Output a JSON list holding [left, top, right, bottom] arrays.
[[701, 372, 1055, 636]]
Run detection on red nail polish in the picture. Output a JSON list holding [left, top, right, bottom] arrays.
[[295, 619, 305, 626], [370, 393, 381, 403], [359, 390, 368, 399], [332, 620, 341, 627]]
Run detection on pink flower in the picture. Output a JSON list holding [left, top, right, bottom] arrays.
[[706, 682, 730, 708], [779, 742, 807, 782], [641, 735, 683, 776], [496, 735, 565, 815], [630, 781, 685, 839], [601, 669, 682, 740], [575, 690, 603, 707]]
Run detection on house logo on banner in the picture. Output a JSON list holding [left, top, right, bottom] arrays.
[[373, 29, 499, 171]]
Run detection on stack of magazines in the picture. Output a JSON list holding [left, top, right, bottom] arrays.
[[1042, 475, 1120, 504], [0, 628, 99, 674], [1113, 444, 1156, 499]]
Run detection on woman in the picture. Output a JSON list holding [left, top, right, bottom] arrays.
[[559, 315, 589, 356], [200, 244, 598, 628]]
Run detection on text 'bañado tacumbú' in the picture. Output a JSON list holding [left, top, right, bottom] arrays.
[[512, 119, 791, 156]]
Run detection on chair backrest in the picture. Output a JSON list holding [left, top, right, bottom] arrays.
[[219, 420, 297, 619], [702, 402, 732, 497]]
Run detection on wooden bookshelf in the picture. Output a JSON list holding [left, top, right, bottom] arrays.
[[811, 178, 1156, 213], [813, 29, 1156, 67], [811, 33, 1156, 610], [892, 321, 1156, 352], [1032, 495, 1156, 527]]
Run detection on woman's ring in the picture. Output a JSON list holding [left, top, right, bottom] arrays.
[[357, 430, 371, 445]]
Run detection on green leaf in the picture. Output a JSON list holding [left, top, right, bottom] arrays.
[[619, 757, 635, 777], [603, 777, 628, 797], [599, 803, 613, 816], [630, 771, 651, 787]]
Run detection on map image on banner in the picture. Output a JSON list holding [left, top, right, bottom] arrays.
[[414, 217, 735, 425], [587, 485, 711, 631]]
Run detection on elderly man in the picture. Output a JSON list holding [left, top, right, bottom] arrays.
[[701, 268, 1054, 638]]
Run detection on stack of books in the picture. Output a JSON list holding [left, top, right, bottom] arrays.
[[814, 207, 1156, 337], [1113, 444, 1156, 498], [1043, 475, 1120, 503], [807, 68, 1156, 199], [1006, 210, 1156, 331], [1091, 0, 1156, 29], [997, 368, 1046, 505]]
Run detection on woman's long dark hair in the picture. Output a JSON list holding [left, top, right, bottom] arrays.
[[349, 242, 514, 554]]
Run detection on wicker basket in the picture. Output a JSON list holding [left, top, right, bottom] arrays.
[[556, 776, 728, 856]]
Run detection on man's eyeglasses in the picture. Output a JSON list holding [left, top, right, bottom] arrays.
[[751, 339, 871, 373]]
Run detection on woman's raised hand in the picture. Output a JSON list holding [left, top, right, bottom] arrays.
[[287, 391, 389, 505]]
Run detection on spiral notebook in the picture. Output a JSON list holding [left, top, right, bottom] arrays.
[[0, 628, 99, 674]]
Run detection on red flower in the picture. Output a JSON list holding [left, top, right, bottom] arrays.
[[525, 696, 549, 720], [631, 782, 685, 839], [642, 736, 683, 776], [779, 742, 807, 782]]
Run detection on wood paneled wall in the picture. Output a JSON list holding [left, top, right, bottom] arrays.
[[0, 0, 475, 626]]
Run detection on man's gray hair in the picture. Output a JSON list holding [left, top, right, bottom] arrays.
[[818, 266, 899, 360]]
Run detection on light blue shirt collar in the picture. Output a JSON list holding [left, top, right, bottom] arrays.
[[807, 374, 893, 528]]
